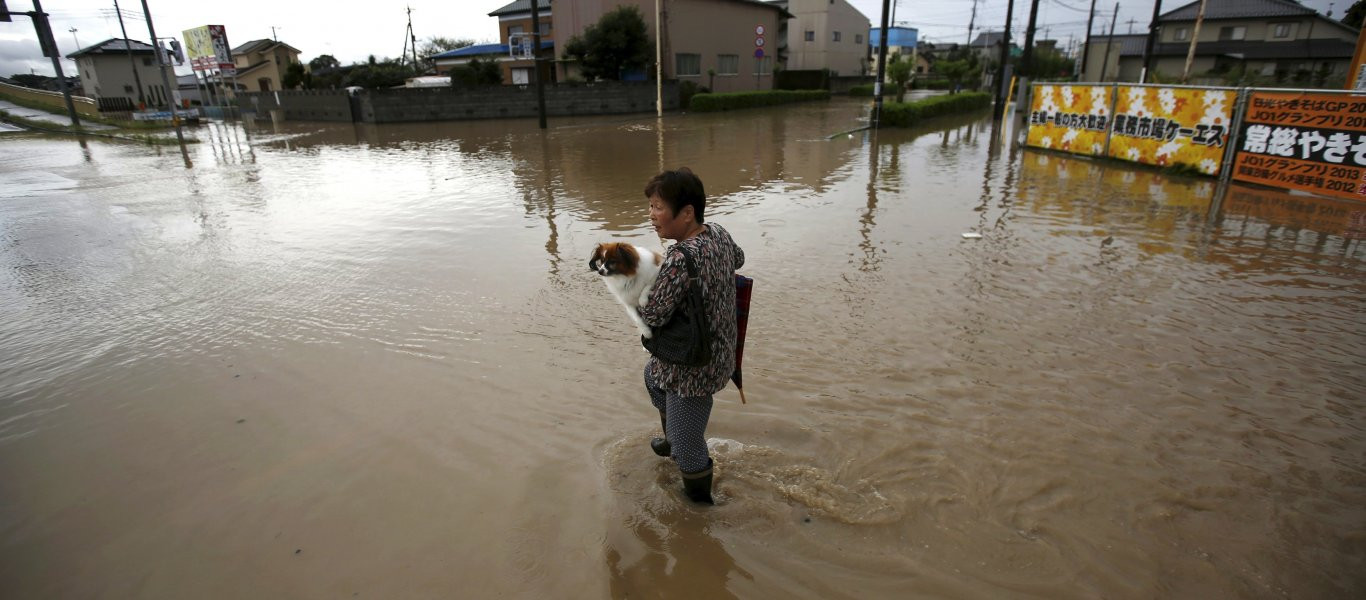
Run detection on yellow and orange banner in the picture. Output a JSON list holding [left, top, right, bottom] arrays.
[[1107, 86, 1234, 175], [1231, 91, 1366, 201], [1025, 84, 1112, 156]]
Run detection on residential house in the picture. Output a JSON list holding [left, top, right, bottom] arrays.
[[769, 0, 871, 76], [230, 39, 303, 92], [1082, 0, 1360, 83], [969, 30, 1019, 63], [67, 38, 175, 111], [869, 26, 918, 74], [553, 0, 792, 92], [487, 0, 557, 85]]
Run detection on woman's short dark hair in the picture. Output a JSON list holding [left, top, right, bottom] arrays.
[[644, 167, 706, 224]]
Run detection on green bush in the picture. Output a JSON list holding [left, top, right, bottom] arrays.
[[878, 92, 992, 127], [848, 84, 875, 97], [689, 89, 830, 112]]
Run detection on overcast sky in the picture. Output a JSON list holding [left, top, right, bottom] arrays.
[[0, 0, 1348, 78]]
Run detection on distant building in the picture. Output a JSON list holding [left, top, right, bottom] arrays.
[[1082, 0, 1360, 83], [230, 39, 302, 92], [969, 30, 1019, 62], [868, 26, 918, 74], [456, 1, 790, 91], [66, 38, 175, 111], [770, 0, 872, 76]]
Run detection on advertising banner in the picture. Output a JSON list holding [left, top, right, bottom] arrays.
[[1107, 86, 1235, 175], [182, 25, 234, 75], [1232, 91, 1366, 200], [1026, 84, 1113, 156]]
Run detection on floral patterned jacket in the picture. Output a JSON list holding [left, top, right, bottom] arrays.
[[638, 223, 745, 397]]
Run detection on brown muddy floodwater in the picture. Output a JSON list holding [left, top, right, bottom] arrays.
[[1, 100, 1364, 598]]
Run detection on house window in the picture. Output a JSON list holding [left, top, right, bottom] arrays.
[[1218, 26, 1246, 41], [124, 84, 133, 93], [833, 31, 842, 42], [718, 54, 739, 75], [804, 30, 815, 42], [512, 67, 530, 85], [508, 24, 524, 37], [539, 21, 551, 35], [1174, 27, 1189, 41], [1273, 23, 1292, 38], [856, 34, 863, 44], [676, 53, 701, 76], [142, 57, 152, 66], [753, 56, 771, 75]]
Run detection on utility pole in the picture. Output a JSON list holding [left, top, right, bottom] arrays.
[[68, 26, 78, 48], [1140, 0, 1162, 83], [994, 0, 1015, 120], [1080, 0, 1097, 80], [138, 0, 184, 148], [967, 0, 978, 45], [1099, 3, 1119, 82], [873, 0, 891, 128], [270, 26, 278, 42], [655, 0, 662, 116], [11, 0, 82, 126], [530, 0, 546, 129], [1126, 18, 1136, 34], [112, 0, 145, 107], [1020, 0, 1042, 79], [1181, 0, 1206, 83]]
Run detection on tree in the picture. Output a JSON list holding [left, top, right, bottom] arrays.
[[937, 58, 978, 94], [282, 62, 310, 89], [308, 54, 341, 72], [562, 5, 651, 81], [887, 55, 914, 102], [449, 57, 503, 87], [1344, 0, 1366, 29], [344, 57, 414, 89]]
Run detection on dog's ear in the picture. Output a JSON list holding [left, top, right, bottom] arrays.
[[588, 245, 603, 271], [615, 244, 638, 271]]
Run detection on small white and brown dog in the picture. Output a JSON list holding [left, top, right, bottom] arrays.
[[589, 242, 663, 338]]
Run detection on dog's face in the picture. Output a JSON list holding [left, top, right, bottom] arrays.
[[589, 243, 639, 277]]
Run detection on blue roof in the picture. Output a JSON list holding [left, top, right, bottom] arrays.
[[433, 40, 553, 59]]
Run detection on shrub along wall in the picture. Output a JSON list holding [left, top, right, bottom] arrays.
[[879, 92, 992, 127], [689, 89, 830, 112]]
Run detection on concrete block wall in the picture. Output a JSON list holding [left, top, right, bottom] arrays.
[[359, 82, 679, 123], [240, 90, 354, 122]]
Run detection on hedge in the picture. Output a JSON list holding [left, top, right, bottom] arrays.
[[878, 92, 992, 127], [689, 89, 830, 112]]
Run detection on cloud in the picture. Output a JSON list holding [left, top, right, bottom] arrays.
[[0, 38, 76, 79]]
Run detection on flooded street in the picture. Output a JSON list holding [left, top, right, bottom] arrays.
[[1, 99, 1363, 598]]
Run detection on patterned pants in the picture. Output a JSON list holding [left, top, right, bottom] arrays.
[[644, 364, 713, 474]]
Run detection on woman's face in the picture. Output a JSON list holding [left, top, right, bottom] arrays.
[[648, 193, 693, 240]]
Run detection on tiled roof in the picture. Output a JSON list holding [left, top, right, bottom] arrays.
[[489, 0, 554, 17], [67, 38, 155, 58], [1092, 34, 1150, 57], [1161, 0, 1315, 21], [231, 39, 302, 56]]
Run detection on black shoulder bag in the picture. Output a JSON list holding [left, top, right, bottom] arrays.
[[641, 244, 711, 366]]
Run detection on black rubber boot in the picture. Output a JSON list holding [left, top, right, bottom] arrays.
[[681, 460, 714, 505], [651, 414, 671, 457]]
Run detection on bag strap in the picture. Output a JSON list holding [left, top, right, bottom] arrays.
[[675, 243, 700, 280]]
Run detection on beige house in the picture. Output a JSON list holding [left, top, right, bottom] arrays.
[[67, 38, 177, 111], [1083, 0, 1359, 83], [230, 39, 302, 92], [768, 0, 871, 76], [549, 0, 792, 92]]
